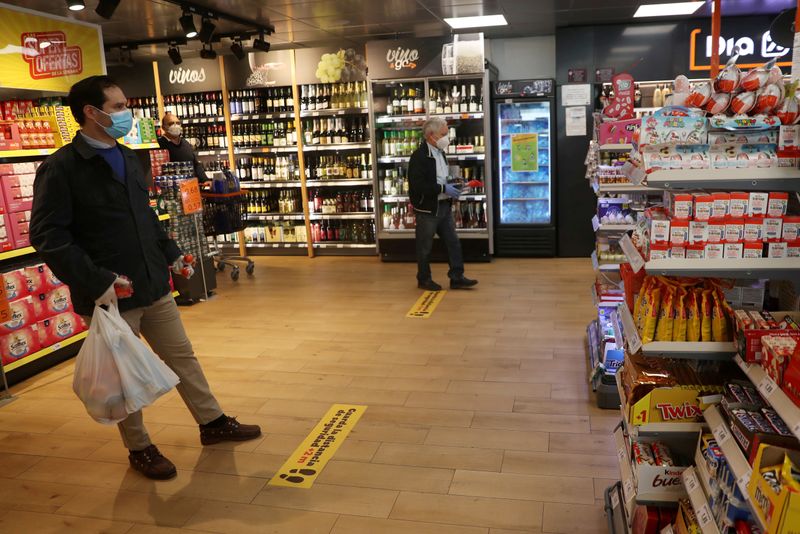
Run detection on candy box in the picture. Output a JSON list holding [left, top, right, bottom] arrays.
[[705, 242, 724, 259], [649, 242, 670, 260], [783, 216, 800, 242], [598, 197, 633, 224], [630, 435, 692, 501], [670, 220, 689, 245], [748, 444, 800, 533], [723, 403, 799, 465], [762, 334, 799, 384], [712, 192, 731, 218], [642, 144, 709, 172], [694, 194, 714, 221], [0, 325, 40, 364], [7, 212, 30, 248], [769, 242, 788, 258], [725, 218, 744, 242], [640, 107, 708, 146], [768, 192, 789, 218], [788, 240, 800, 258], [729, 192, 749, 218], [689, 220, 708, 244], [647, 208, 670, 244], [749, 192, 769, 216], [1, 173, 34, 212], [707, 219, 726, 243], [664, 192, 693, 220], [744, 242, 764, 258], [685, 243, 703, 259], [710, 129, 777, 144], [724, 242, 743, 259], [709, 143, 778, 170], [735, 312, 800, 362], [2, 268, 28, 300], [599, 117, 640, 145], [744, 216, 764, 242], [37, 311, 86, 348], [625, 385, 705, 426]]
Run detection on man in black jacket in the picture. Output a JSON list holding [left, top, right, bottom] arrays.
[[158, 112, 208, 182], [30, 75, 260, 480], [408, 117, 478, 291]]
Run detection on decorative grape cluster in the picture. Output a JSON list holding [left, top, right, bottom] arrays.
[[316, 48, 367, 83]]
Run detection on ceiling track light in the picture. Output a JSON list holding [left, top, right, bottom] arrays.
[[198, 17, 216, 44], [179, 10, 198, 39], [95, 0, 121, 19], [252, 31, 270, 52], [230, 37, 245, 60], [200, 42, 217, 60], [168, 44, 182, 65], [67, 0, 85, 11]]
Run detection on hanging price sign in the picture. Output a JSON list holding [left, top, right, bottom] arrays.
[[696, 504, 713, 526], [758, 375, 778, 399], [180, 179, 202, 215], [713, 424, 731, 446], [592, 215, 600, 232], [619, 233, 645, 273], [684, 470, 698, 493]]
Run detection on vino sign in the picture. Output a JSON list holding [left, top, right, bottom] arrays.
[[157, 57, 221, 95]]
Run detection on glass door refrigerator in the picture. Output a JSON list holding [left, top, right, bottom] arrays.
[[492, 79, 556, 256]]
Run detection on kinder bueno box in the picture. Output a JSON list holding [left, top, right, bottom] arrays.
[[32, 286, 73, 320], [599, 117, 640, 145], [0, 296, 35, 334], [0, 325, 40, 364], [632, 440, 689, 501], [1, 174, 34, 212], [38, 312, 86, 348]]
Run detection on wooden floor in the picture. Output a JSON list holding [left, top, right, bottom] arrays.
[[0, 257, 614, 534]]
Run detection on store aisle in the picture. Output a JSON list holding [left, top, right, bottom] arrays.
[[0, 257, 612, 534]]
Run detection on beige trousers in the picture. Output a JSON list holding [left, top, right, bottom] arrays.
[[86, 293, 223, 450]]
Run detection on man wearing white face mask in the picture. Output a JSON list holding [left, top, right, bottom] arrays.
[[408, 117, 478, 291], [158, 112, 208, 182], [30, 76, 260, 481]]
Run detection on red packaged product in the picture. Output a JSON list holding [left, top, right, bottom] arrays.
[[32, 286, 73, 320], [712, 192, 731, 218], [0, 296, 35, 334], [23, 264, 45, 295], [0, 325, 40, 364], [3, 268, 28, 300], [670, 220, 689, 245], [783, 216, 800, 242], [38, 311, 86, 348], [694, 194, 714, 221], [743, 242, 763, 258], [744, 216, 764, 242], [729, 192, 749, 218]]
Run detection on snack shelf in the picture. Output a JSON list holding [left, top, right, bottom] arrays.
[[645, 258, 800, 283], [158, 214, 170, 221], [309, 212, 374, 220], [616, 373, 706, 437], [240, 181, 302, 189], [641, 341, 736, 360], [0, 246, 36, 261], [306, 179, 373, 187], [0, 147, 58, 158], [734, 354, 800, 440], [245, 213, 306, 221], [600, 144, 633, 151], [300, 108, 369, 118], [304, 143, 371, 152], [647, 168, 800, 192], [3, 331, 88, 372], [702, 406, 754, 501], [682, 467, 721, 534]]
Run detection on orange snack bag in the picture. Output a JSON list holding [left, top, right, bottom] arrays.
[[634, 276, 655, 332], [686, 289, 701, 342], [700, 289, 713, 342], [712, 289, 731, 341], [655, 285, 676, 341], [672, 288, 688, 342], [641, 285, 662, 344]]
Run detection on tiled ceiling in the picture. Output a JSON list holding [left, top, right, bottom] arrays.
[[4, 0, 796, 59]]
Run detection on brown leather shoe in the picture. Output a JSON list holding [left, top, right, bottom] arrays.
[[200, 416, 262, 445], [128, 445, 177, 480]]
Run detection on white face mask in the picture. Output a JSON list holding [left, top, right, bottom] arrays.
[[166, 124, 182, 137], [435, 135, 450, 151]]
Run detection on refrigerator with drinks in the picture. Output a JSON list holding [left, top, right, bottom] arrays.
[[492, 79, 556, 256]]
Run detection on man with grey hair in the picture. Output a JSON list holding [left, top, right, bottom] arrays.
[[407, 117, 478, 291]]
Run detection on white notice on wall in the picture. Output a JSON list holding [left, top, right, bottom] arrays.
[[561, 84, 591, 106], [565, 106, 587, 137]]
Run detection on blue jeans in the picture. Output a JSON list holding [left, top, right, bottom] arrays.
[[415, 200, 464, 282]]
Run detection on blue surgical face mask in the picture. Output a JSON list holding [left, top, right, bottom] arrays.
[[93, 107, 133, 139]]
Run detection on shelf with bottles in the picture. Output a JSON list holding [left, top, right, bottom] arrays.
[[380, 198, 487, 234], [310, 218, 376, 246], [245, 188, 304, 218], [308, 188, 374, 216], [306, 152, 373, 183], [246, 213, 306, 221], [299, 81, 370, 116], [231, 119, 298, 150], [373, 81, 427, 119], [427, 80, 484, 116], [163, 90, 225, 121], [128, 95, 160, 123], [382, 194, 487, 202], [300, 116, 370, 148], [228, 86, 295, 116], [233, 154, 301, 184]]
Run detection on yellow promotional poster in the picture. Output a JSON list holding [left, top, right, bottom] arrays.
[[269, 404, 367, 489], [0, 3, 105, 93], [406, 290, 446, 319]]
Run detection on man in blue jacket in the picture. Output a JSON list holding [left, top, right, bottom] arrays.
[[30, 75, 260, 480], [408, 117, 478, 291]]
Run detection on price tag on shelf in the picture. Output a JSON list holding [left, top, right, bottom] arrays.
[[737, 471, 751, 496], [696, 504, 713, 527], [618, 446, 627, 464], [611, 489, 620, 509], [592, 215, 600, 232], [623, 478, 634, 502], [684, 470, 698, 493], [619, 234, 645, 273], [591, 250, 600, 271], [792, 422, 800, 438], [758, 375, 778, 399], [713, 424, 731, 446], [618, 302, 642, 354]]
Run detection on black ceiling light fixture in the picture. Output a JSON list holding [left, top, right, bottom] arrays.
[[67, 0, 85, 11], [230, 36, 245, 60], [200, 42, 217, 60], [168, 44, 182, 65], [252, 31, 270, 52], [95, 0, 121, 19], [179, 10, 198, 38], [198, 17, 216, 44]]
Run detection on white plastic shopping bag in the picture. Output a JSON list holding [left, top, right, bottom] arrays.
[[73, 303, 179, 424]]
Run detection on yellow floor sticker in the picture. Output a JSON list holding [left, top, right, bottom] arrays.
[[269, 404, 367, 488], [406, 290, 446, 319]]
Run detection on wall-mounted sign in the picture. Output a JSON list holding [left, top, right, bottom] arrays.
[[223, 49, 293, 90], [0, 2, 105, 93], [295, 46, 367, 85], [157, 57, 221, 95], [568, 68, 586, 83], [366, 34, 484, 80], [689, 22, 790, 71], [595, 68, 614, 83]]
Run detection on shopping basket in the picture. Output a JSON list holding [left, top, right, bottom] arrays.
[[201, 190, 254, 281]]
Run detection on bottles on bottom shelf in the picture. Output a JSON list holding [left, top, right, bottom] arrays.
[[381, 200, 488, 231], [310, 220, 375, 244], [247, 190, 303, 214], [309, 189, 374, 214]]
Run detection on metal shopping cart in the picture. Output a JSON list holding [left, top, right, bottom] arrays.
[[201, 188, 254, 281]]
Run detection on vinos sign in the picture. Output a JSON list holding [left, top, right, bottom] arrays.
[[169, 67, 206, 85], [386, 47, 419, 71], [157, 57, 220, 95]]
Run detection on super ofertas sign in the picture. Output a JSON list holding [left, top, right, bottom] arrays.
[[0, 2, 105, 92], [689, 19, 790, 71]]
